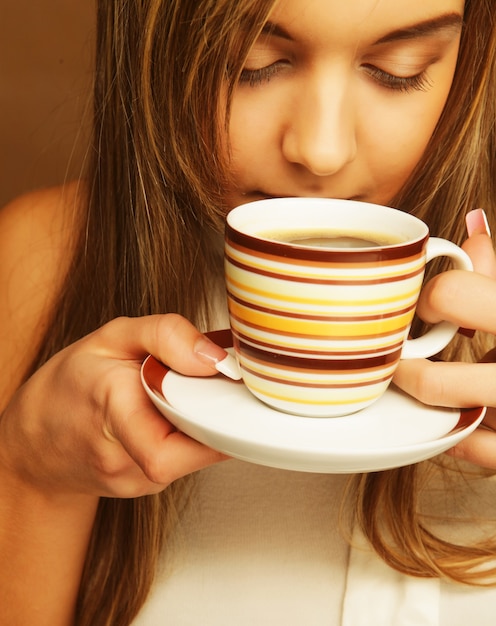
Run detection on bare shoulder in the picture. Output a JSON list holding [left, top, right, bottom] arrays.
[[0, 181, 83, 299], [0, 182, 85, 404]]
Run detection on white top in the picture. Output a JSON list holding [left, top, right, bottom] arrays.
[[133, 460, 496, 625], [135, 293, 496, 624]]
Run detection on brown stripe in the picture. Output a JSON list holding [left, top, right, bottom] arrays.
[[225, 254, 425, 285], [233, 330, 405, 356], [235, 339, 401, 370], [226, 243, 422, 270], [227, 292, 417, 322], [240, 365, 394, 389], [226, 226, 426, 263], [142, 356, 168, 396], [205, 328, 234, 349], [455, 407, 486, 430]]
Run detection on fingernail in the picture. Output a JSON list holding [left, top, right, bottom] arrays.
[[194, 336, 229, 368], [215, 354, 242, 380], [466, 208, 491, 237], [194, 336, 242, 380], [457, 327, 476, 339]]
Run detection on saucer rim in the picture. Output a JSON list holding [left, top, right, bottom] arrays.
[[140, 329, 486, 473]]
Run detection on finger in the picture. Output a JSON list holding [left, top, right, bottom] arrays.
[[415, 270, 496, 334], [462, 233, 496, 279], [446, 408, 496, 469], [89, 314, 228, 376], [447, 430, 496, 469], [152, 431, 228, 484], [109, 382, 227, 487], [463, 209, 496, 278], [393, 359, 496, 408]]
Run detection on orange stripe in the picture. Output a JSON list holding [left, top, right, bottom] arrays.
[[245, 381, 383, 406], [228, 301, 414, 336]]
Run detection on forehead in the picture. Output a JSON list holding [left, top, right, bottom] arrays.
[[266, 0, 465, 44]]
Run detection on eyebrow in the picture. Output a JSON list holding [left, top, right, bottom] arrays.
[[374, 13, 464, 44], [260, 22, 293, 41], [260, 12, 464, 45]]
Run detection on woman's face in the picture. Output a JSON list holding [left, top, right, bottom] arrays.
[[226, 0, 464, 208]]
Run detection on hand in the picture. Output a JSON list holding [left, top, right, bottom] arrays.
[[0, 314, 228, 498], [393, 212, 496, 468]]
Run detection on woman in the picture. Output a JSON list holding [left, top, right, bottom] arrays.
[[1, 0, 496, 624]]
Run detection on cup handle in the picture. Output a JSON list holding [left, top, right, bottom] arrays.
[[401, 237, 474, 359]]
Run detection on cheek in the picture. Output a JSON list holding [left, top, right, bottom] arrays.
[[374, 56, 459, 183], [362, 88, 453, 198], [228, 92, 285, 171], [229, 100, 276, 168], [363, 124, 429, 203]]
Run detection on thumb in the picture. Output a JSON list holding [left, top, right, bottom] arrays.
[[462, 209, 496, 279], [90, 314, 231, 377]]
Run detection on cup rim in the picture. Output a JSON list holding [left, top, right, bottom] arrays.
[[225, 197, 429, 261]]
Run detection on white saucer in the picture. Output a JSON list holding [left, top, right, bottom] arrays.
[[141, 330, 486, 473]]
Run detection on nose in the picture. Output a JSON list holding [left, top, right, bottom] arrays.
[[281, 70, 357, 177]]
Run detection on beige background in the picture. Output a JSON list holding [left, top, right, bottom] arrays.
[[0, 1, 95, 206]]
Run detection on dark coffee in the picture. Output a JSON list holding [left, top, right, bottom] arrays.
[[259, 228, 405, 249]]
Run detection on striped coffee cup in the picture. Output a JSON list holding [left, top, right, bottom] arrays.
[[225, 198, 473, 417]]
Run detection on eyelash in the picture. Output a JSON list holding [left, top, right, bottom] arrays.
[[363, 65, 432, 93], [239, 62, 432, 93], [239, 63, 286, 87]]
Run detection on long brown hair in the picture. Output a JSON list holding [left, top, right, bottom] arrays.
[[353, 0, 496, 585], [27, 0, 496, 623], [30, 1, 278, 624]]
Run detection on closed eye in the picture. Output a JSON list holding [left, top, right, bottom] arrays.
[[362, 65, 432, 93], [239, 61, 290, 87]]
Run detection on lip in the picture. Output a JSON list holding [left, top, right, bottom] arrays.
[[252, 192, 364, 202]]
